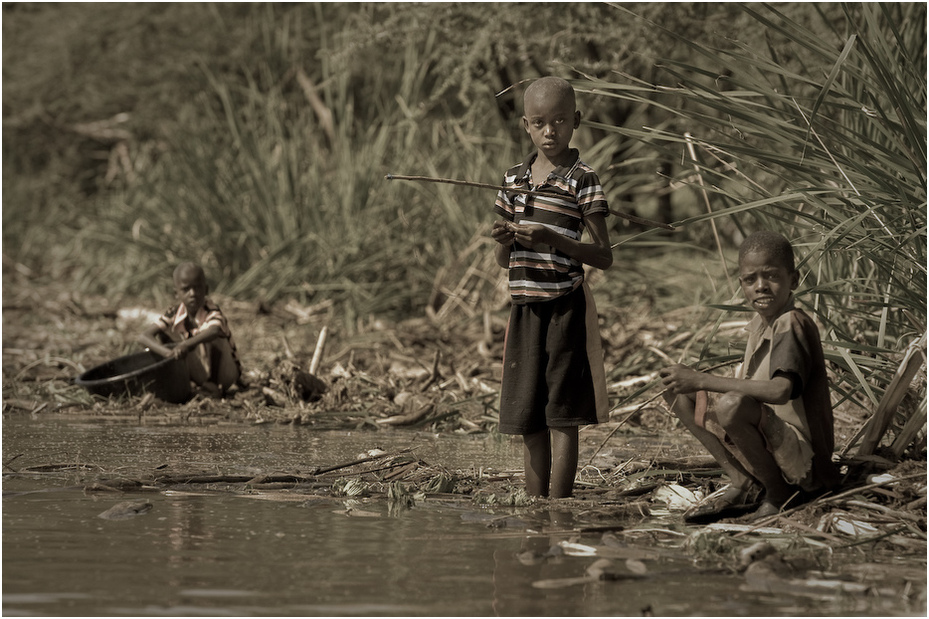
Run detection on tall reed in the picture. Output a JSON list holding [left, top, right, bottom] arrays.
[[59, 6, 519, 324], [587, 3, 926, 424]]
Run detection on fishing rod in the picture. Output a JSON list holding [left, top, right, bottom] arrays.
[[385, 173, 675, 230]]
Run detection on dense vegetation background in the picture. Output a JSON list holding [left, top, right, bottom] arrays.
[[3, 3, 926, 447]]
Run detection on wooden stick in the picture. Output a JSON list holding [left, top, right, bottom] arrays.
[[585, 359, 739, 466], [309, 326, 328, 375], [386, 173, 539, 195], [385, 173, 675, 230], [315, 449, 413, 475]]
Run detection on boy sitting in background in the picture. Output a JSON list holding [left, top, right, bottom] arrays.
[[660, 231, 840, 522], [139, 262, 241, 397]]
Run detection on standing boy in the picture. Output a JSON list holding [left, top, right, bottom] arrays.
[[139, 262, 241, 397], [660, 231, 840, 522], [491, 76, 613, 498]]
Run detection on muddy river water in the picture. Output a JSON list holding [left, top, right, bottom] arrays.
[[2, 414, 922, 616]]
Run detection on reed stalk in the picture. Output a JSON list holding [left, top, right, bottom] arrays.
[[588, 3, 926, 449]]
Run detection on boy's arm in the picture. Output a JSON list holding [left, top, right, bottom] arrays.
[[660, 363, 794, 405], [139, 323, 226, 360], [506, 212, 613, 270], [171, 324, 225, 358], [139, 324, 174, 358], [494, 244, 511, 268], [491, 220, 515, 268]]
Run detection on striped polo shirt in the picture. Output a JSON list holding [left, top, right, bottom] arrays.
[[493, 149, 610, 304]]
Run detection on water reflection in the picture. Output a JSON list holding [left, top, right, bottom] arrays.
[[3, 415, 921, 616], [493, 509, 577, 616], [3, 416, 526, 615]]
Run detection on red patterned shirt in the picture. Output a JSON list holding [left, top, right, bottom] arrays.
[[155, 297, 241, 372]]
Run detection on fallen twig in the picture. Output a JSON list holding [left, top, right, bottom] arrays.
[[3, 453, 24, 471], [843, 499, 925, 523], [737, 471, 928, 536], [775, 515, 846, 544], [14, 356, 85, 381], [376, 403, 435, 426], [315, 449, 412, 475]]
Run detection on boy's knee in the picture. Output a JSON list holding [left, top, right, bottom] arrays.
[[216, 365, 240, 390], [186, 354, 209, 384], [206, 339, 239, 386], [715, 391, 757, 427], [664, 392, 695, 419], [523, 429, 549, 451]]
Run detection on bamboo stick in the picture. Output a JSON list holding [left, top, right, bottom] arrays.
[[385, 174, 675, 230]]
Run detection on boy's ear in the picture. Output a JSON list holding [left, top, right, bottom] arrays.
[[573, 110, 581, 129], [522, 115, 529, 133], [790, 269, 799, 290]]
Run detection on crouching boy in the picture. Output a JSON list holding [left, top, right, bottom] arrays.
[[660, 231, 840, 522], [139, 262, 241, 397]]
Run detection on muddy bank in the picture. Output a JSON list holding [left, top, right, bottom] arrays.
[[2, 279, 926, 612]]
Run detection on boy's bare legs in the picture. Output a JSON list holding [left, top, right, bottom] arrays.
[[186, 349, 210, 386], [550, 427, 578, 498], [664, 392, 755, 495], [522, 427, 579, 498], [184, 351, 219, 397], [208, 339, 240, 393], [185, 340, 239, 397], [523, 430, 551, 497], [715, 392, 794, 507]]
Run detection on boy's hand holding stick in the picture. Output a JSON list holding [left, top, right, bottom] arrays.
[[385, 174, 674, 230]]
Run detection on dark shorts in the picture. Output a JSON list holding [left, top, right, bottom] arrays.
[[498, 286, 598, 435]]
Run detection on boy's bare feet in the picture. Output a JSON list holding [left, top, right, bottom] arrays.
[[749, 501, 782, 521], [749, 486, 826, 522], [684, 484, 761, 524], [196, 381, 222, 398]]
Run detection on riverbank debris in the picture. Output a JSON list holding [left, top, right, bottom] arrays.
[[97, 500, 153, 520]]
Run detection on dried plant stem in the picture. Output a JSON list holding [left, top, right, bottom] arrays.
[[309, 326, 329, 375], [684, 133, 732, 292]]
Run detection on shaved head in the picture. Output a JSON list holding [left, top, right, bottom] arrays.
[[173, 262, 206, 287], [739, 231, 796, 272], [524, 76, 576, 111]]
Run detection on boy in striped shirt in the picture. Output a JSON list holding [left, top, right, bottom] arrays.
[[491, 76, 613, 498], [139, 262, 241, 398]]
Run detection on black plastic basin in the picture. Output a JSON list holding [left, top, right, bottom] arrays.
[[74, 350, 191, 403]]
